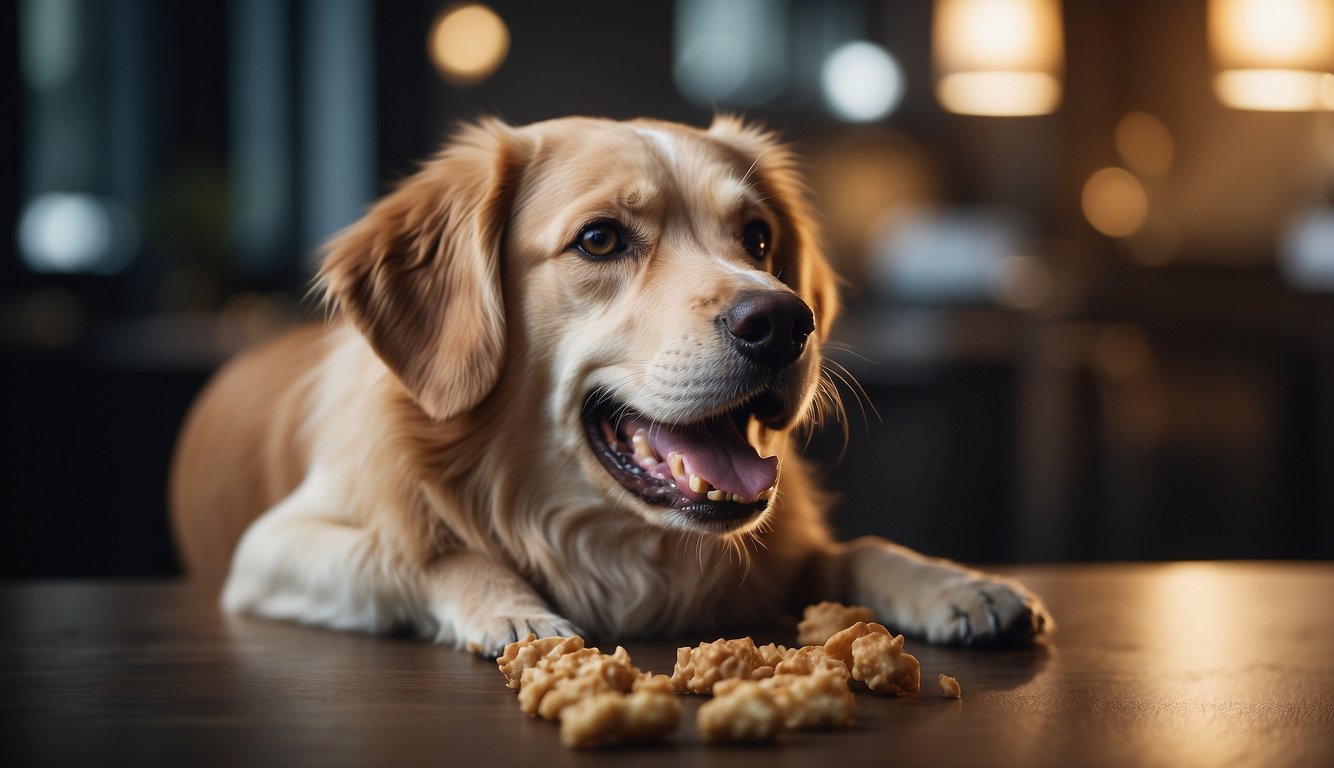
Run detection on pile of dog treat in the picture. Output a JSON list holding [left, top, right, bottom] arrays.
[[494, 601, 962, 749]]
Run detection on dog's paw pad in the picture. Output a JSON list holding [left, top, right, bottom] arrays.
[[925, 577, 1052, 647], [462, 614, 585, 658]]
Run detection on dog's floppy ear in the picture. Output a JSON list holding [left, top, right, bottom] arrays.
[[319, 120, 525, 420], [708, 115, 841, 341]]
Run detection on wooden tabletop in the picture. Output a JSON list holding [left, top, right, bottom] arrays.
[[3, 563, 1333, 768]]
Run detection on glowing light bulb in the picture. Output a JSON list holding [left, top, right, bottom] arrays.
[[821, 42, 905, 123], [429, 4, 509, 86]]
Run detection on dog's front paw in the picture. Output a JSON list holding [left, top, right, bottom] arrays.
[[459, 612, 585, 658], [921, 575, 1052, 647]]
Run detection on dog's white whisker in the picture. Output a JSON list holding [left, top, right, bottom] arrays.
[[823, 357, 878, 426], [822, 342, 878, 366]]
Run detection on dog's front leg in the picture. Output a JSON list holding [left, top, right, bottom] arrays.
[[222, 473, 580, 655], [813, 537, 1052, 646], [222, 470, 440, 636], [420, 551, 583, 657]]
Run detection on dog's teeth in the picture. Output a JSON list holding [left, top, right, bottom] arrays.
[[689, 474, 710, 494], [631, 430, 656, 462], [728, 493, 742, 503], [707, 489, 726, 502], [668, 452, 686, 482]]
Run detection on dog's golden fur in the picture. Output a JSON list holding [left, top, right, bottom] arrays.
[[171, 116, 1049, 654]]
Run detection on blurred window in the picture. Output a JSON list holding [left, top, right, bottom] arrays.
[[13, 0, 375, 314]]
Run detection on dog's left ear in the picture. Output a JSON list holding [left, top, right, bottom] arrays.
[[319, 120, 527, 420], [708, 116, 841, 341]]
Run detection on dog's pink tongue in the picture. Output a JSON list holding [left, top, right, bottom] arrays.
[[628, 416, 778, 501]]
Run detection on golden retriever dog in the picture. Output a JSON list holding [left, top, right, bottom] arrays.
[[171, 116, 1050, 656]]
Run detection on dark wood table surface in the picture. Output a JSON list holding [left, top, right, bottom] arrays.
[[3, 563, 1333, 768]]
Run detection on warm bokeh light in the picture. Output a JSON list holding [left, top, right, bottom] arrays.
[[1115, 112, 1174, 177], [821, 42, 905, 123], [428, 3, 509, 86], [1210, 0, 1333, 67], [1209, 0, 1334, 110], [937, 72, 1061, 117], [1082, 168, 1149, 238], [1215, 70, 1334, 111], [933, 0, 1064, 116]]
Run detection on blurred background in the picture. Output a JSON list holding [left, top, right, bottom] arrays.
[[2, 0, 1332, 578]]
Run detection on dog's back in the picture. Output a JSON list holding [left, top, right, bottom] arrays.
[[170, 324, 326, 586]]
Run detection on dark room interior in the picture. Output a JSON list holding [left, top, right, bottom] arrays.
[[3, 0, 1331, 577]]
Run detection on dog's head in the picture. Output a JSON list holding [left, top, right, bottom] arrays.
[[321, 116, 839, 537]]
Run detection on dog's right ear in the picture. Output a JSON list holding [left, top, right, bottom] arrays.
[[319, 120, 526, 421]]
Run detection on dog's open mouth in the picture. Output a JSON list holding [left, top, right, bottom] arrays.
[[583, 392, 784, 528]]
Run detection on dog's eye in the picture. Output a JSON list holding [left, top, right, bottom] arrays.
[[576, 222, 624, 259], [742, 220, 771, 260]]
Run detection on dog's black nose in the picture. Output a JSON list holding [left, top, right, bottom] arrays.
[[720, 290, 815, 371]]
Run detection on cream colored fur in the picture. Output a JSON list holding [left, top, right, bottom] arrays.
[[171, 116, 1050, 655]]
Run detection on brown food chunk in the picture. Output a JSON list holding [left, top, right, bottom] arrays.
[[632, 672, 675, 695], [769, 672, 855, 729], [496, 634, 585, 689], [559, 690, 682, 749], [696, 681, 785, 743], [797, 601, 876, 646], [549, 645, 638, 692], [850, 632, 920, 695], [938, 673, 962, 699], [537, 672, 619, 720], [822, 621, 891, 671], [670, 637, 765, 694], [774, 645, 851, 679], [716, 671, 855, 730], [517, 645, 640, 717], [755, 642, 789, 668], [499, 635, 683, 749]]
